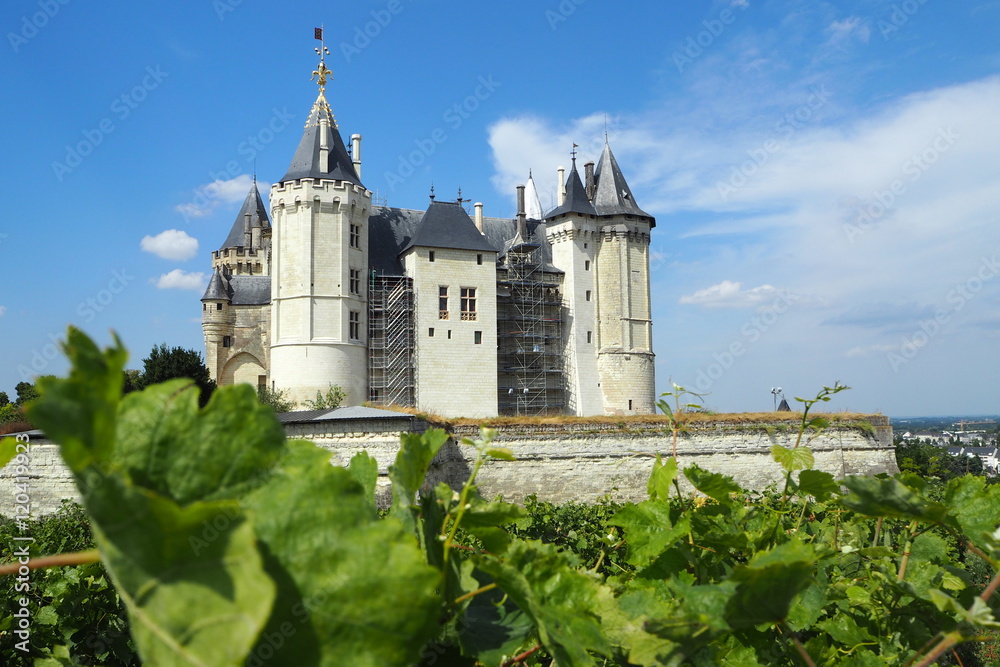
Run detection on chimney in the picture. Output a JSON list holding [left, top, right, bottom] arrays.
[[474, 202, 484, 234], [351, 134, 362, 179], [515, 184, 527, 240], [584, 161, 596, 201], [557, 166, 565, 206], [318, 112, 329, 174], [243, 212, 252, 247]]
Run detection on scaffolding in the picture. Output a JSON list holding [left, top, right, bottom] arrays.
[[497, 240, 564, 415], [368, 273, 415, 407]]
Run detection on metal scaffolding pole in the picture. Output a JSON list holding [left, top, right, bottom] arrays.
[[368, 273, 415, 407]]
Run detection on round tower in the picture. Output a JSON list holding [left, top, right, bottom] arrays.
[[201, 268, 235, 383], [268, 48, 371, 407]]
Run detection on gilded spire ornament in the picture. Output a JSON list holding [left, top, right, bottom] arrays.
[[311, 26, 332, 93]]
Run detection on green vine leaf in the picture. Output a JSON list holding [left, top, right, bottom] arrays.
[[684, 464, 740, 502], [771, 445, 814, 472]]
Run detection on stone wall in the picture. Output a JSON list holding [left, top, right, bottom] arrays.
[[2, 415, 896, 516]]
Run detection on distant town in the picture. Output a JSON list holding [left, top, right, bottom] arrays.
[[892, 415, 1000, 476]]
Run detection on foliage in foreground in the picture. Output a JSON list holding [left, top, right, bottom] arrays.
[[2, 329, 1000, 666]]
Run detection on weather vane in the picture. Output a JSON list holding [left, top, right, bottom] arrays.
[[311, 26, 332, 92]]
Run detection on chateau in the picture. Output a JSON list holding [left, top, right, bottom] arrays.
[[201, 53, 656, 418]]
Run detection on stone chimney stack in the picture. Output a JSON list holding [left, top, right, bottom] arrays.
[[474, 202, 484, 234], [584, 161, 596, 201], [515, 184, 527, 240], [557, 166, 565, 206], [351, 134, 362, 179]]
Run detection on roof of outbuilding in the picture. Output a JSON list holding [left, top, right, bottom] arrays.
[[593, 142, 654, 222], [279, 92, 363, 187], [276, 405, 416, 423], [221, 180, 271, 250]]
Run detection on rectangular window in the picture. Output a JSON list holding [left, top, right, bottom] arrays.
[[587, 331, 593, 344], [222, 336, 232, 348], [429, 251, 435, 262], [439, 286, 449, 319], [477, 254, 483, 265], [585, 290, 592, 301], [349, 311, 360, 340], [474, 331, 482, 345], [428, 327, 435, 337], [349, 268, 361, 295], [585, 260, 591, 271], [461, 287, 477, 321], [629, 399, 633, 411], [447, 330, 452, 339], [349, 223, 361, 249], [258, 375, 267, 391]]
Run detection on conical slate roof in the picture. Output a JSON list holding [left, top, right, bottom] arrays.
[[399, 200, 497, 255], [221, 180, 271, 250], [280, 92, 362, 186], [201, 268, 230, 301], [524, 171, 543, 221], [545, 160, 597, 219], [593, 142, 653, 221]]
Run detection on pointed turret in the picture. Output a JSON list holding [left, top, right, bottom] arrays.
[[220, 179, 271, 250], [201, 267, 231, 302], [524, 171, 543, 221], [545, 159, 597, 219], [592, 142, 653, 222], [280, 91, 362, 186]]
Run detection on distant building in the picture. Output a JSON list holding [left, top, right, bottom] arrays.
[[201, 49, 655, 418], [946, 446, 999, 475]]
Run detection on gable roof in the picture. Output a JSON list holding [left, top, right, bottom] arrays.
[[221, 180, 271, 250], [593, 142, 653, 222], [399, 200, 498, 256], [279, 92, 363, 187]]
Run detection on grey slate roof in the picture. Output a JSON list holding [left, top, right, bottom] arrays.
[[221, 180, 271, 250], [280, 93, 363, 187], [399, 201, 498, 256], [545, 160, 597, 219], [369, 205, 562, 276], [276, 405, 415, 423], [201, 269, 230, 301], [229, 275, 271, 305], [593, 142, 654, 222]]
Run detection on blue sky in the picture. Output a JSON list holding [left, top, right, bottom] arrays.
[[2, 0, 999, 416]]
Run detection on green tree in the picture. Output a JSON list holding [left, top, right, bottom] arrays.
[[257, 386, 294, 413], [0, 391, 9, 407], [122, 369, 142, 395], [137, 344, 216, 407], [304, 383, 346, 410], [14, 381, 39, 405]]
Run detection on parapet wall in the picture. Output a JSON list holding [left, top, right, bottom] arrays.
[[0, 415, 897, 515]]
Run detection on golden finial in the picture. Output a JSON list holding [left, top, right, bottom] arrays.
[[311, 26, 331, 92]]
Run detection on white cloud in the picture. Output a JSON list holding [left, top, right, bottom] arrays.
[[0, 306, 6, 318], [679, 280, 784, 308], [175, 174, 269, 220], [152, 269, 208, 291], [826, 17, 870, 46], [845, 344, 898, 358], [140, 229, 199, 261]]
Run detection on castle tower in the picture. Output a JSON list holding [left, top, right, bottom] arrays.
[[201, 268, 235, 383], [268, 48, 371, 406], [591, 141, 655, 414], [545, 157, 602, 415]]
